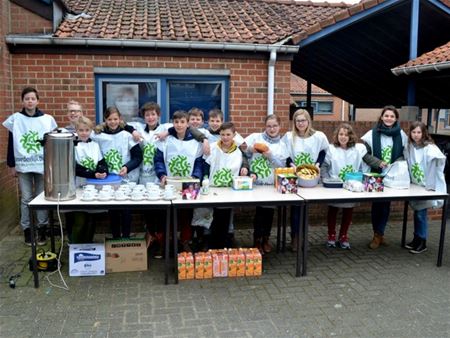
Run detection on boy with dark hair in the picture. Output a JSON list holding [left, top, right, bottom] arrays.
[[154, 110, 204, 252], [3, 87, 57, 245]]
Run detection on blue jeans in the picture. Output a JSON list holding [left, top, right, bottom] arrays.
[[414, 208, 428, 239], [371, 201, 391, 235], [291, 205, 301, 236], [18, 172, 48, 230]]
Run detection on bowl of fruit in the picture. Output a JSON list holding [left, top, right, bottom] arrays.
[[296, 164, 320, 188]]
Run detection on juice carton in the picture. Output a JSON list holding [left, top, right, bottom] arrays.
[[227, 249, 237, 277], [274, 167, 296, 188], [219, 252, 228, 277], [245, 249, 254, 276], [236, 249, 246, 277], [185, 253, 195, 279], [194, 252, 204, 279], [203, 252, 213, 279], [251, 248, 262, 276], [212, 251, 221, 277], [178, 253, 186, 280]]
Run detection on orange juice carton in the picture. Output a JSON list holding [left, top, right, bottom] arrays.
[[236, 249, 246, 277], [245, 249, 255, 276], [178, 253, 186, 280], [203, 252, 213, 279], [227, 249, 238, 277], [219, 252, 228, 277], [194, 252, 204, 279], [251, 248, 262, 276], [185, 252, 195, 279]]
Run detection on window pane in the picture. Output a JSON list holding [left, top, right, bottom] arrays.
[[102, 82, 158, 122], [168, 82, 222, 121], [317, 102, 333, 114]]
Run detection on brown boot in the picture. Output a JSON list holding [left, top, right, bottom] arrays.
[[254, 237, 264, 255], [369, 233, 384, 249], [262, 237, 272, 253]]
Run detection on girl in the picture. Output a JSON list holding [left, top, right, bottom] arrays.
[[92, 107, 143, 238], [404, 121, 446, 254], [361, 105, 408, 249], [244, 114, 288, 254], [321, 123, 366, 249], [69, 116, 108, 243], [282, 109, 329, 251]]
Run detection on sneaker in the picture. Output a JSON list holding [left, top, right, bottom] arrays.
[[37, 228, 47, 246], [262, 237, 273, 253], [338, 235, 351, 250], [24, 228, 31, 246], [410, 239, 427, 254], [326, 234, 336, 248], [405, 235, 420, 250]]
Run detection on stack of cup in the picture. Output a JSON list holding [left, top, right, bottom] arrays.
[[163, 184, 176, 200]]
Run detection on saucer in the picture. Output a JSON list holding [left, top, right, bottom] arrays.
[[80, 196, 95, 201], [98, 196, 112, 201], [147, 195, 160, 200], [131, 196, 144, 201], [115, 196, 128, 201], [163, 195, 176, 200]]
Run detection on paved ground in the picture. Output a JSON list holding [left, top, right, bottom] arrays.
[[0, 220, 449, 338]]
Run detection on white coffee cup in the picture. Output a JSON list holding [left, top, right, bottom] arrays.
[[127, 182, 136, 189], [148, 190, 160, 200], [164, 190, 175, 199], [81, 191, 96, 200], [131, 192, 143, 200], [83, 185, 96, 191], [115, 191, 126, 199], [146, 182, 157, 190], [165, 184, 175, 192], [102, 185, 113, 191], [98, 190, 111, 199]]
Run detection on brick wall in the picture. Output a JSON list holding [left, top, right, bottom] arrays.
[[0, 1, 20, 239], [10, 54, 293, 132], [10, 2, 53, 34]]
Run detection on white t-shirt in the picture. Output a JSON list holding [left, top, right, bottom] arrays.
[[282, 130, 329, 166], [3, 112, 57, 173]]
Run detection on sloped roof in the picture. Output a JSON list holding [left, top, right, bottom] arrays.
[[391, 41, 450, 75], [56, 0, 348, 44], [290, 74, 329, 94]]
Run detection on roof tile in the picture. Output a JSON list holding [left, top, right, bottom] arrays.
[[393, 41, 450, 70], [57, 0, 348, 44]]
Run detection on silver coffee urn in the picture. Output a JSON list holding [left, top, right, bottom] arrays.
[[42, 130, 76, 201]]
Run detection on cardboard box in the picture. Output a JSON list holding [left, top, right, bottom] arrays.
[[277, 174, 298, 194], [69, 243, 105, 277], [274, 167, 295, 188], [105, 237, 147, 273]]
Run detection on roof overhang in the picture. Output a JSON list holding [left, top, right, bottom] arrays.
[[292, 0, 450, 108]]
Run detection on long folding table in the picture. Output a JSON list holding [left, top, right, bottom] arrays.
[[28, 191, 171, 288], [295, 184, 448, 276]]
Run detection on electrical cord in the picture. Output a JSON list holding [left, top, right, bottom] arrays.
[[44, 192, 69, 290]]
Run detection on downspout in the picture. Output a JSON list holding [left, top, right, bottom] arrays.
[[267, 49, 277, 116]]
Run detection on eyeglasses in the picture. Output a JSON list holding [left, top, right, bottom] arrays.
[[69, 110, 82, 114], [266, 125, 280, 129], [295, 119, 308, 124]]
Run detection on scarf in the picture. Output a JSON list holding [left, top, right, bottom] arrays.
[[218, 140, 237, 154], [372, 121, 403, 165], [262, 132, 281, 144]]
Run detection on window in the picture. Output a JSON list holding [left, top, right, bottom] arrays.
[[298, 101, 333, 115], [95, 70, 229, 124]]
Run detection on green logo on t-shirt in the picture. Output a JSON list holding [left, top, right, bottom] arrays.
[[143, 143, 156, 166], [168, 155, 191, 177], [20, 131, 41, 154], [381, 146, 392, 164], [251, 156, 271, 179], [339, 165, 354, 181], [411, 162, 424, 183], [105, 149, 123, 172], [294, 152, 313, 165], [213, 168, 233, 187], [80, 157, 96, 171]]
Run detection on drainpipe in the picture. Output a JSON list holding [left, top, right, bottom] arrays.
[[267, 49, 277, 116]]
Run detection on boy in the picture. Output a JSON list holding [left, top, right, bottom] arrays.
[[3, 87, 57, 245], [65, 100, 83, 132], [154, 110, 204, 252], [203, 122, 250, 248]]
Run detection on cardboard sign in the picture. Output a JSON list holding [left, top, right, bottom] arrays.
[[105, 237, 147, 273]]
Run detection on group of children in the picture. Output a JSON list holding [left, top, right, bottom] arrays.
[[3, 87, 446, 258]]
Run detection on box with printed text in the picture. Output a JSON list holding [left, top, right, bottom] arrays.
[[69, 243, 105, 277]]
